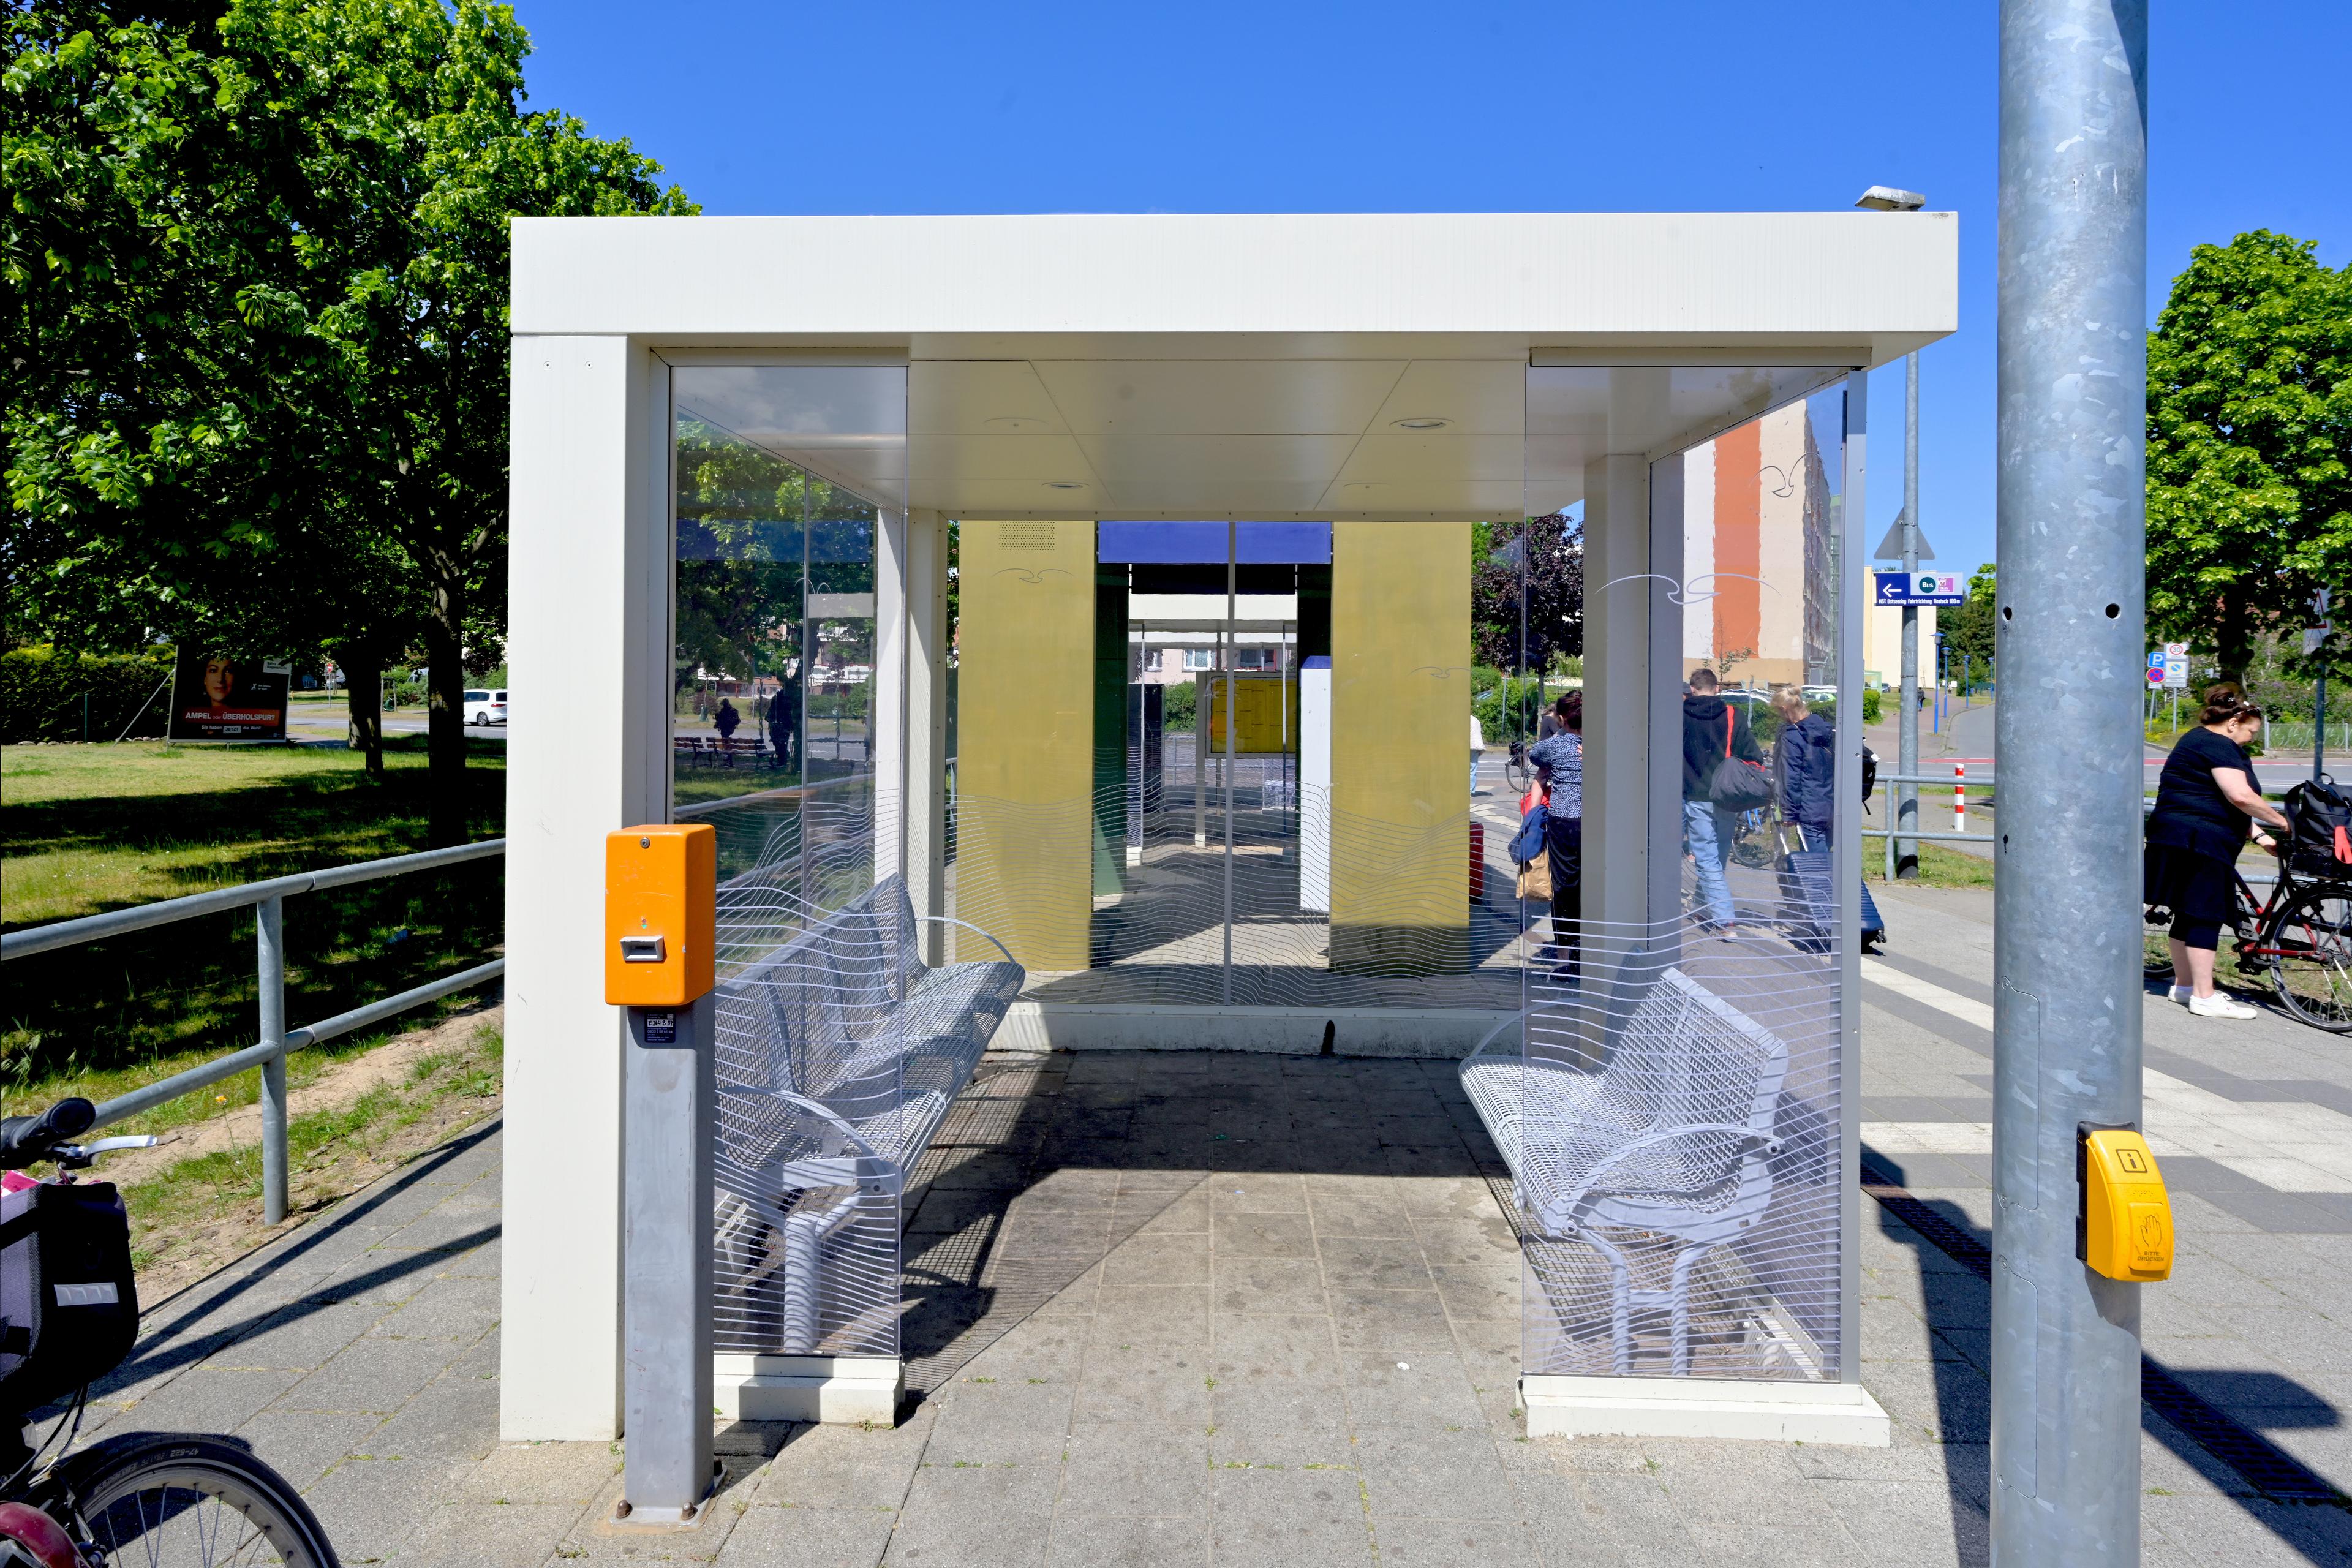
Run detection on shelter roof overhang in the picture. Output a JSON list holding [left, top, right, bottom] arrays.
[[517, 212, 1956, 520]]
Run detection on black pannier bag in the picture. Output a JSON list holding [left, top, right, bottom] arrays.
[[0, 1182, 140, 1414], [2283, 778, 2352, 879]]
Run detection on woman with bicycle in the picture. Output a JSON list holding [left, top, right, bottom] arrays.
[[2146, 689, 2292, 1019]]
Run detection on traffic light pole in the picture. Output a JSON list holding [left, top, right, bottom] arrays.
[[1991, 1, 2149, 1561]]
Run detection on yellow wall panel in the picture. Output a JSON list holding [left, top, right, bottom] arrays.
[[1205, 675, 1300, 755], [1330, 522, 1472, 974], [955, 519, 1095, 971]]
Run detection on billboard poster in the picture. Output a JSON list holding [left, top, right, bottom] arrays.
[[166, 649, 292, 741]]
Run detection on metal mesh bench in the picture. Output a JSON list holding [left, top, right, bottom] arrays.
[[710, 873, 1023, 1357], [1460, 968, 1790, 1374]]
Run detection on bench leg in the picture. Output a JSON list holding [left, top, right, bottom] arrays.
[[1668, 1245, 1709, 1378]]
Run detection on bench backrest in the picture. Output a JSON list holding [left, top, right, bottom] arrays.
[[1586, 967, 1788, 1142], [715, 875, 918, 1108]]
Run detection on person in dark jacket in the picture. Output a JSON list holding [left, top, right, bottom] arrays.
[[1770, 688, 1837, 847], [714, 698, 741, 741], [2146, 689, 2289, 1018], [1682, 669, 1763, 933]]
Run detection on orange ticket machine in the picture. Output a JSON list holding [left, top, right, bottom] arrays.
[[606, 824, 717, 1527]]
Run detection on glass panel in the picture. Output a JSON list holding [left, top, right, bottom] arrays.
[[945, 518, 1520, 1027], [671, 366, 903, 888], [674, 366, 911, 1366], [1512, 366, 1851, 1384]]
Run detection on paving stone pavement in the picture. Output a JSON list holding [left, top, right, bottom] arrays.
[[47, 884, 2352, 1566]]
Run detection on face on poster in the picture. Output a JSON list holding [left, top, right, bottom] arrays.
[[167, 649, 292, 741]]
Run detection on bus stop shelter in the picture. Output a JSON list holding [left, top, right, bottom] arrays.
[[502, 210, 1956, 1446]]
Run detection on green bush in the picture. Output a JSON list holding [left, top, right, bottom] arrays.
[[1861, 688, 1883, 725], [0, 646, 175, 743], [1163, 680, 1197, 731], [1474, 676, 1547, 743]]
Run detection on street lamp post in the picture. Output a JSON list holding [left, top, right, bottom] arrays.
[[1856, 185, 1929, 877]]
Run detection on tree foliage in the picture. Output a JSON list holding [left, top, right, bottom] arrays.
[[2146, 231, 2352, 684], [1471, 512, 1584, 673], [6, 2, 694, 835], [1943, 562, 1997, 676]]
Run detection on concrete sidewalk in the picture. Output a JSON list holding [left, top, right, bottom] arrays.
[[57, 886, 2352, 1567]]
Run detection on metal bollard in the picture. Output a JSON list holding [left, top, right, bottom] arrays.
[[256, 894, 290, 1226]]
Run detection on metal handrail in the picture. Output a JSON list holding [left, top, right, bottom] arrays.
[[2, 840, 505, 1223], [0, 839, 504, 960]]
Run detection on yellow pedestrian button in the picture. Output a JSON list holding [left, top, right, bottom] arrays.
[[2078, 1125, 2173, 1282]]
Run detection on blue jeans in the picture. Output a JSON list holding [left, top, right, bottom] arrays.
[[1683, 799, 1738, 928]]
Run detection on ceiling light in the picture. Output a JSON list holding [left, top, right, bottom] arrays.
[[1042, 481, 1087, 491], [1853, 186, 1926, 212], [1391, 417, 1450, 431], [985, 415, 1047, 432]]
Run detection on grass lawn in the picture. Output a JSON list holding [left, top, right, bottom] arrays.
[[1, 737, 505, 1123]]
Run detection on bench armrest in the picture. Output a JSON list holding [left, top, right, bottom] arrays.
[[1541, 1121, 1780, 1226], [1464, 1008, 1531, 1062], [914, 915, 1019, 967]]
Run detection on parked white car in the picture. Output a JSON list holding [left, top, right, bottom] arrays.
[[464, 689, 509, 725]]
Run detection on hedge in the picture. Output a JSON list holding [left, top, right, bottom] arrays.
[[1, 646, 176, 743]]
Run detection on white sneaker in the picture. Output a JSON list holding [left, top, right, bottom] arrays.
[[2168, 984, 2192, 1005], [2188, 992, 2260, 1020]]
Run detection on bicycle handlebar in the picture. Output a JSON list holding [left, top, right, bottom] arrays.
[[0, 1099, 96, 1171]]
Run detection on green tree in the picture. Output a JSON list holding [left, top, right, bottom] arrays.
[[6, 2, 694, 837], [1943, 562, 1997, 680], [2146, 231, 2352, 685]]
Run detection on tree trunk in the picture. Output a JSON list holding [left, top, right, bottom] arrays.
[[2213, 594, 2253, 691], [342, 647, 384, 775], [424, 584, 469, 847]]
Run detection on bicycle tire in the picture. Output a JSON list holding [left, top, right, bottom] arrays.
[[45, 1433, 339, 1568], [2263, 883, 2352, 1034]]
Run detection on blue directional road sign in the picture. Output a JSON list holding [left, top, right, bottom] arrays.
[[1874, 570, 1966, 606]]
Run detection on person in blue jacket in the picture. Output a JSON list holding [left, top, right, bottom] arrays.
[[1525, 692, 1584, 979], [1771, 688, 1836, 849]]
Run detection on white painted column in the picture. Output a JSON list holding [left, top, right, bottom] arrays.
[[502, 334, 666, 1439], [905, 511, 949, 965], [1581, 451, 1654, 949], [873, 508, 908, 889]]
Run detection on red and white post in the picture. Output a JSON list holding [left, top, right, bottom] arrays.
[[1954, 763, 1967, 834]]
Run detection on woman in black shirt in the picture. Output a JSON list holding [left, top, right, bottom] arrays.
[[2146, 690, 2292, 1017]]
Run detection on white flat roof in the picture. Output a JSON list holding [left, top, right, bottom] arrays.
[[511, 211, 1955, 363]]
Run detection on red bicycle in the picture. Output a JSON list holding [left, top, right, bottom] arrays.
[[2147, 858, 2352, 1033]]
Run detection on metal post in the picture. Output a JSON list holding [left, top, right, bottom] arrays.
[[620, 995, 716, 1523], [1898, 352, 1921, 876], [2315, 589, 2331, 785], [255, 894, 290, 1226], [1221, 521, 1237, 1005], [1836, 371, 1869, 1385], [1992, 1, 2149, 1561]]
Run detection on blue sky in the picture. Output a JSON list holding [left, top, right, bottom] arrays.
[[516, 0, 2349, 577]]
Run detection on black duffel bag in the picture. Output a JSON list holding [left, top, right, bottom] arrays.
[[0, 1181, 140, 1416], [2283, 777, 2352, 879]]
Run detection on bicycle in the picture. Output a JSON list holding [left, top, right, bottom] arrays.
[[1504, 739, 1534, 797], [0, 1098, 341, 1568], [2145, 859, 2352, 1033]]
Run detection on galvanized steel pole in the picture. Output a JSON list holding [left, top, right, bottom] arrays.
[[256, 894, 290, 1226], [1991, 1, 2149, 1561]]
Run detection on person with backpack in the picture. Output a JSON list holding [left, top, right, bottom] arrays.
[[1683, 669, 1766, 934], [2146, 689, 2291, 1018], [1770, 688, 1888, 954]]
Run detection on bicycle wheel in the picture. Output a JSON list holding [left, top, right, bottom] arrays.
[[2264, 884, 2352, 1033], [50, 1434, 339, 1568]]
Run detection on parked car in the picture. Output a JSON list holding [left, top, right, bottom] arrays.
[[464, 689, 509, 725]]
